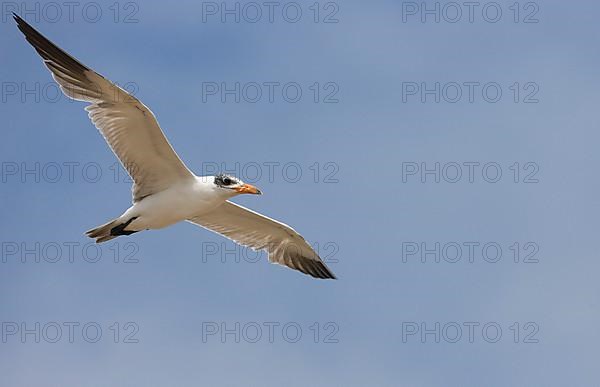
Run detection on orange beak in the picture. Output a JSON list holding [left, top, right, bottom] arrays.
[[235, 183, 262, 195]]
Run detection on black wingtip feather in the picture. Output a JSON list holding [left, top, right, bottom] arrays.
[[303, 260, 337, 280], [287, 249, 336, 279], [13, 11, 91, 77], [317, 263, 337, 280]]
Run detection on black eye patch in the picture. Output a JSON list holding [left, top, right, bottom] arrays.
[[214, 174, 236, 187]]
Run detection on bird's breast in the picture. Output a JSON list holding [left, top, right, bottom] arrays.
[[131, 181, 223, 229]]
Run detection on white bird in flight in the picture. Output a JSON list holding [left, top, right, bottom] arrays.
[[14, 14, 336, 279]]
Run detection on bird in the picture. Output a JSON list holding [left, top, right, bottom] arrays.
[[13, 14, 336, 280]]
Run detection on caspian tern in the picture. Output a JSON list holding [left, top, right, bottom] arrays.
[[13, 14, 336, 279]]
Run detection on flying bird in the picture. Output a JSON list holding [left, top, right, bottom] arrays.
[[13, 14, 336, 280]]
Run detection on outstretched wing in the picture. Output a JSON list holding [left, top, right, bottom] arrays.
[[14, 14, 194, 202], [188, 202, 337, 279]]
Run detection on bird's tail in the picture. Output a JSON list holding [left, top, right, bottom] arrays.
[[86, 216, 139, 243], [86, 219, 120, 243]]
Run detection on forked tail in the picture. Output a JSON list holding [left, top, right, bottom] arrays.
[[86, 217, 139, 243]]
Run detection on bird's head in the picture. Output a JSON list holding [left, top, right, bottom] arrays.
[[212, 173, 262, 196]]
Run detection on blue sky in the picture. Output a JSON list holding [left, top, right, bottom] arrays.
[[1, 0, 599, 386]]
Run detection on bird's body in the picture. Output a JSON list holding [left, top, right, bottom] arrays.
[[14, 13, 336, 279], [120, 177, 230, 232], [87, 177, 223, 242]]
